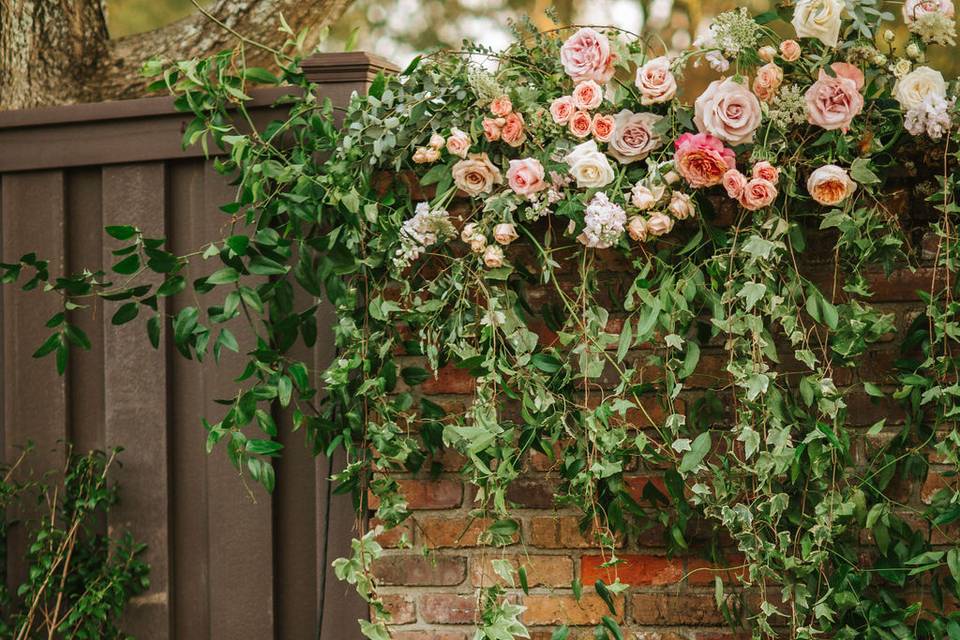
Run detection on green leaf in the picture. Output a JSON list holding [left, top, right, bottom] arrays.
[[33, 333, 60, 358], [105, 225, 138, 240], [401, 366, 429, 386], [112, 254, 141, 275], [850, 157, 881, 185], [147, 315, 161, 348], [207, 267, 239, 285], [532, 353, 563, 373], [594, 581, 618, 616], [551, 627, 570, 640], [111, 302, 140, 325], [679, 431, 711, 474], [243, 67, 280, 84], [737, 282, 766, 311]]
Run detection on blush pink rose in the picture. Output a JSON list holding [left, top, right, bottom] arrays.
[[560, 27, 615, 83], [501, 112, 526, 147], [483, 117, 504, 142], [738, 178, 778, 210], [550, 96, 575, 124], [506, 158, 547, 197], [591, 113, 615, 141], [573, 80, 603, 110], [627, 216, 648, 242], [804, 62, 865, 132], [490, 95, 513, 117], [903, 0, 955, 23], [446, 127, 471, 158], [635, 56, 677, 105], [694, 78, 763, 145], [723, 169, 748, 199], [758, 46, 777, 63], [674, 132, 737, 188], [752, 161, 779, 184], [569, 110, 593, 138], [752, 63, 784, 103], [780, 40, 802, 62], [607, 110, 663, 164], [645, 212, 675, 237]]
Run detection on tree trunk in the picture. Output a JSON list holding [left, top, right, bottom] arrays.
[[0, 0, 352, 110]]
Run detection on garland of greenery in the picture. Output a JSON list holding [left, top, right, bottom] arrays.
[[4, 3, 960, 638]]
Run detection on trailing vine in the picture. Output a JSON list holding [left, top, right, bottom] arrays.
[[4, 2, 960, 638]]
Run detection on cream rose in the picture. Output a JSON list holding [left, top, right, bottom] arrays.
[[894, 66, 947, 111], [483, 244, 504, 268], [627, 216, 649, 242], [668, 192, 696, 219], [791, 0, 844, 48], [564, 140, 615, 188], [506, 158, 547, 197], [759, 46, 777, 63], [630, 183, 662, 210], [645, 212, 675, 237], [550, 96, 575, 125], [452, 153, 503, 196], [446, 128, 471, 159], [573, 80, 604, 110], [694, 78, 763, 146], [608, 110, 663, 164], [493, 223, 519, 245], [807, 164, 857, 206], [635, 56, 677, 106], [428, 133, 445, 149]]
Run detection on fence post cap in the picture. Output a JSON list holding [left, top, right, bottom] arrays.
[[300, 51, 399, 85]]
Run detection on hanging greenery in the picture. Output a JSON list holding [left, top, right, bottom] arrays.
[[4, 2, 960, 638]]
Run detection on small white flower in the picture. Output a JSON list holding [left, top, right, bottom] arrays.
[[577, 192, 627, 249]]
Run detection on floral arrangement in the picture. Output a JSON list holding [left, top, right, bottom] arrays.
[[7, 1, 960, 639]]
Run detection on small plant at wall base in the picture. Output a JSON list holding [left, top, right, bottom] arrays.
[[0, 446, 149, 639], [4, 1, 960, 637]]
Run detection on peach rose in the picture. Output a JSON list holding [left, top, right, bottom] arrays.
[[483, 244, 504, 268], [591, 113, 615, 141], [758, 46, 777, 63], [645, 212, 675, 237], [780, 40, 801, 62], [627, 216, 649, 242], [607, 110, 663, 164], [630, 183, 663, 210], [501, 112, 526, 147], [446, 127, 471, 159], [694, 78, 763, 145], [569, 110, 594, 138], [413, 146, 440, 164], [807, 164, 857, 206], [560, 27, 615, 83], [573, 80, 603, 110], [550, 96, 575, 125], [804, 62, 865, 132], [428, 133, 445, 149], [752, 63, 784, 103], [903, 0, 955, 23], [506, 158, 547, 197], [452, 153, 503, 196], [461, 222, 487, 253], [738, 178, 778, 210], [493, 223, 519, 245], [723, 169, 748, 199], [668, 192, 696, 219], [635, 56, 677, 105], [490, 95, 513, 117], [674, 132, 737, 188], [483, 118, 504, 142], [752, 161, 779, 184]]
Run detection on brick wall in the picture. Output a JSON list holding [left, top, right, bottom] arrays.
[[368, 175, 951, 639]]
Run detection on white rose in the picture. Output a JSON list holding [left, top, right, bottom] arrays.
[[630, 184, 660, 210], [791, 0, 844, 48], [493, 223, 519, 245], [894, 66, 947, 110], [483, 244, 504, 268], [668, 192, 696, 220], [563, 140, 615, 188], [807, 164, 858, 206], [461, 222, 481, 244]]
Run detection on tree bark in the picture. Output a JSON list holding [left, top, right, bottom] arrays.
[[0, 0, 352, 110]]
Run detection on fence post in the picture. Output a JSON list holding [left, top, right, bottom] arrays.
[[274, 50, 398, 640]]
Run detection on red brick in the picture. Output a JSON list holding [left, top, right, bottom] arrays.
[[371, 518, 413, 548], [522, 594, 624, 625], [419, 363, 477, 394], [684, 555, 748, 585], [372, 555, 466, 586], [470, 555, 573, 588], [505, 476, 559, 508], [631, 592, 727, 625], [529, 515, 618, 549], [419, 593, 477, 624], [378, 594, 416, 624], [624, 474, 668, 504], [580, 553, 682, 586], [922, 471, 952, 504], [416, 516, 519, 548], [369, 478, 463, 510]]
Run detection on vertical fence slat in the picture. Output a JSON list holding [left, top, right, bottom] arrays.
[[101, 162, 172, 638], [1, 170, 68, 593]]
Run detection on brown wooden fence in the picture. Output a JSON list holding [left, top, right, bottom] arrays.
[[0, 51, 395, 640]]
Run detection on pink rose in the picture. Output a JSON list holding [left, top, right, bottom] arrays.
[[694, 78, 763, 145], [635, 56, 677, 105], [807, 164, 857, 206], [752, 161, 779, 184], [668, 192, 696, 219], [569, 110, 594, 138], [506, 158, 547, 197], [645, 212, 675, 237], [674, 132, 737, 188], [483, 118, 504, 142], [627, 216, 648, 242], [804, 62, 865, 132], [573, 80, 603, 110], [490, 95, 513, 117], [607, 110, 663, 164], [738, 178, 778, 210], [501, 112, 526, 147], [723, 169, 748, 199], [780, 40, 801, 62], [560, 27, 615, 83], [903, 0, 955, 23], [446, 127, 471, 159], [550, 96, 575, 125], [591, 113, 615, 142], [752, 63, 784, 103]]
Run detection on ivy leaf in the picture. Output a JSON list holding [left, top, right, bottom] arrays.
[[737, 282, 766, 311], [850, 157, 881, 185], [679, 432, 711, 474]]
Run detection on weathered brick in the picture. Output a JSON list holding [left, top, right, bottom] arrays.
[[684, 555, 747, 585], [370, 478, 463, 510], [372, 518, 413, 548], [416, 516, 519, 548], [580, 553, 683, 586], [420, 363, 477, 394], [921, 471, 951, 504], [631, 592, 727, 625], [529, 515, 617, 549], [470, 555, 573, 588], [393, 632, 469, 640], [505, 476, 559, 508], [372, 555, 466, 586], [522, 594, 624, 625], [378, 594, 416, 624], [419, 593, 478, 624]]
